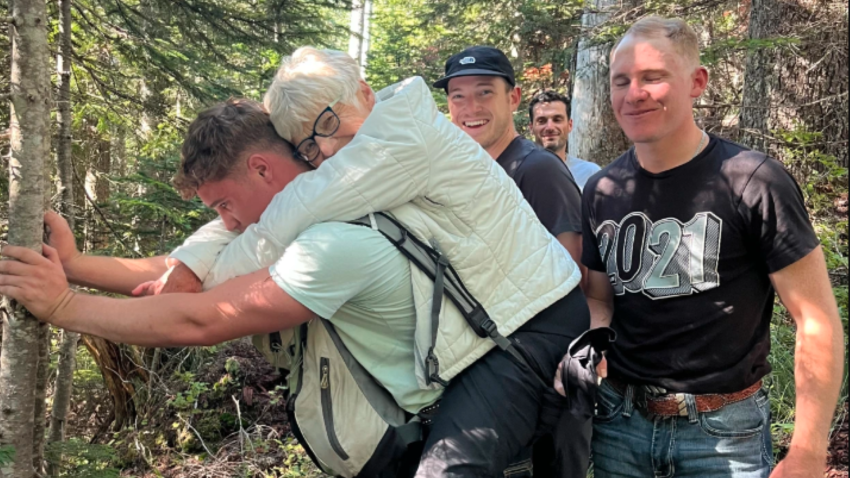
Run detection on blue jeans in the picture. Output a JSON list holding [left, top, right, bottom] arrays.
[[591, 379, 773, 478]]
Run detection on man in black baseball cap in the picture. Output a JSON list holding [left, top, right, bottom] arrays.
[[432, 45, 516, 89], [423, 45, 591, 478]]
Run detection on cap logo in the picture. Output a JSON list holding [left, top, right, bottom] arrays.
[[459, 56, 476, 65]]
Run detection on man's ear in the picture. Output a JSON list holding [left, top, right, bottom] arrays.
[[246, 154, 273, 182], [509, 85, 522, 112], [690, 66, 709, 99], [358, 79, 376, 109]]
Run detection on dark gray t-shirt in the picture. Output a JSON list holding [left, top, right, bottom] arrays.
[[581, 135, 818, 393], [496, 137, 582, 236]]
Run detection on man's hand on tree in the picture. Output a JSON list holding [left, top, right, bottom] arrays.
[[44, 210, 82, 268], [0, 244, 74, 323], [131, 261, 202, 296]]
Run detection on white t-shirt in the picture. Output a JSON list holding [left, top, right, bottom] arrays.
[[269, 222, 442, 413], [566, 155, 601, 191]]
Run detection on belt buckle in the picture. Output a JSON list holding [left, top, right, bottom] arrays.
[[674, 393, 688, 417]]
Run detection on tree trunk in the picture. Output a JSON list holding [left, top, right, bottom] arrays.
[[348, 0, 365, 68], [0, 0, 51, 477], [46, 331, 77, 476], [568, 0, 631, 167], [31, 323, 49, 475], [83, 133, 110, 251], [55, 0, 73, 223], [740, 0, 849, 167], [47, 2, 80, 475], [112, 127, 127, 178], [81, 336, 149, 432]]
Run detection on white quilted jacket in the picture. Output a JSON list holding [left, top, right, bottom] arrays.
[[171, 76, 581, 388]]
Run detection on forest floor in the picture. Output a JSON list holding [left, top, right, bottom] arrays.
[[61, 341, 326, 477], [56, 340, 849, 478], [827, 402, 849, 478]]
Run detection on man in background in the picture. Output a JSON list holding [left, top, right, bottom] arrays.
[[528, 90, 600, 191]]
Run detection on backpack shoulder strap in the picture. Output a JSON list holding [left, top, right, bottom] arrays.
[[349, 213, 532, 384]]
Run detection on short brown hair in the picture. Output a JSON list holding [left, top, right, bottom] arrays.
[[614, 16, 701, 69], [173, 99, 296, 199]]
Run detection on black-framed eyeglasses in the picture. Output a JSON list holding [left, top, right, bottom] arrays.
[[295, 98, 341, 163]]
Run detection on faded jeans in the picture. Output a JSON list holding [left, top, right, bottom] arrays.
[[591, 379, 773, 478]]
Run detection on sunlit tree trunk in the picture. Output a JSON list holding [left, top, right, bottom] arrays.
[[0, 0, 51, 476], [348, 0, 371, 78], [568, 0, 630, 167], [47, 2, 80, 475]]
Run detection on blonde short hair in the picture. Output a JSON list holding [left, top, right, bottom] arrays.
[[614, 16, 701, 69], [263, 47, 364, 141]]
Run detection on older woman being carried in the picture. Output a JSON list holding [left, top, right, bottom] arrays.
[[173, 47, 589, 477]]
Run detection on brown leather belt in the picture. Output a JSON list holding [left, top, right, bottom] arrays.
[[607, 379, 762, 417]]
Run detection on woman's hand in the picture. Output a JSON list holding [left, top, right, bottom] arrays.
[[0, 244, 75, 322]]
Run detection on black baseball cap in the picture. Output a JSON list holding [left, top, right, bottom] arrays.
[[433, 46, 516, 90]]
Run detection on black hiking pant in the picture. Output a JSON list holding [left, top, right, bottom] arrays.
[[413, 288, 592, 477]]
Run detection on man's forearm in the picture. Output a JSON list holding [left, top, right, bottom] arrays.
[[788, 310, 844, 456], [50, 291, 209, 346], [47, 269, 312, 348], [65, 254, 169, 295], [585, 269, 615, 329], [588, 296, 613, 329]]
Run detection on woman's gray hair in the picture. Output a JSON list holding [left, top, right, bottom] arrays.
[[263, 47, 364, 142]]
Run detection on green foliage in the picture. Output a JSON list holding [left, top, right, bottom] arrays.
[[701, 37, 800, 66], [59, 0, 350, 109], [0, 445, 15, 467], [269, 385, 290, 406], [366, 0, 583, 116], [167, 376, 210, 411], [44, 439, 121, 478], [270, 438, 327, 477], [226, 356, 242, 375]]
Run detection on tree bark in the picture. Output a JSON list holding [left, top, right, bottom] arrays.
[[82, 336, 148, 432], [47, 2, 80, 475], [31, 323, 49, 475], [56, 0, 73, 222], [740, 0, 849, 167], [46, 331, 77, 476], [83, 132, 111, 251], [568, 0, 631, 167], [0, 0, 52, 477]]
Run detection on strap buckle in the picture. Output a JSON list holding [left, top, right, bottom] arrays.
[[425, 348, 449, 387]]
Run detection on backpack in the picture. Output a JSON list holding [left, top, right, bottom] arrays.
[[252, 212, 532, 477]]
